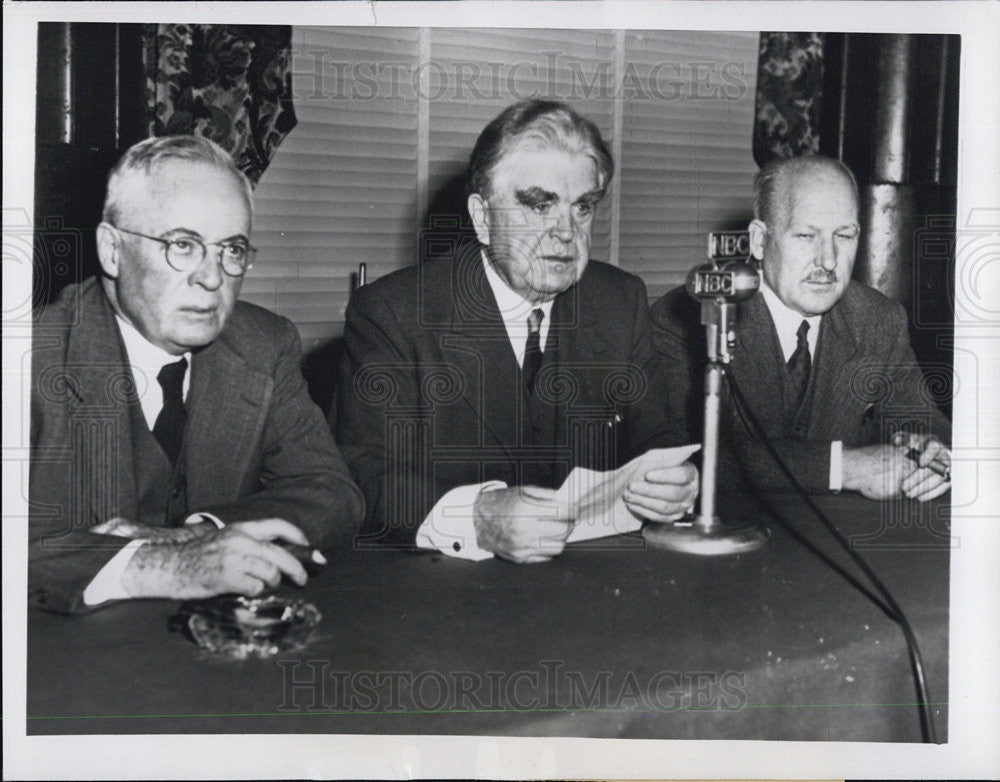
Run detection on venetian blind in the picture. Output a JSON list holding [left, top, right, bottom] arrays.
[[249, 27, 760, 350], [248, 27, 420, 348], [618, 31, 760, 300]]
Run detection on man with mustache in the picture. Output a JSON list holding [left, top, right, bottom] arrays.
[[30, 135, 364, 613], [336, 99, 698, 563], [649, 155, 951, 501]]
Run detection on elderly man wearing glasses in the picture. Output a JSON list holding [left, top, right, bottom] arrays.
[[29, 135, 363, 614]]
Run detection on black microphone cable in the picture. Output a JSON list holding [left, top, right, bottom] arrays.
[[725, 371, 939, 744]]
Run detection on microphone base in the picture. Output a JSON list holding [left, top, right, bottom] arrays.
[[643, 515, 770, 555]]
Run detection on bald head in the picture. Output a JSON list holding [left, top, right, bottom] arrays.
[[753, 155, 859, 229]]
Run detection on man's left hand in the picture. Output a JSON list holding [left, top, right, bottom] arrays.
[[894, 432, 951, 502], [623, 462, 699, 522]]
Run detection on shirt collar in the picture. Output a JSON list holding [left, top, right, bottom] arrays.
[[481, 250, 555, 328], [115, 314, 190, 372], [758, 279, 821, 361], [481, 251, 555, 364]]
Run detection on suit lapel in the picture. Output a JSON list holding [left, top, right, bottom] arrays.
[[549, 274, 610, 366], [546, 270, 611, 415], [63, 281, 140, 523], [185, 328, 273, 509], [730, 292, 788, 431], [809, 296, 866, 437], [184, 332, 274, 508], [543, 274, 611, 474], [440, 251, 523, 455]]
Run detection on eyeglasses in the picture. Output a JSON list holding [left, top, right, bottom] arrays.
[[112, 226, 256, 277]]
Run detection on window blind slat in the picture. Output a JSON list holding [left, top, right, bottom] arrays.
[[250, 26, 420, 334], [250, 27, 760, 338], [618, 29, 758, 301]]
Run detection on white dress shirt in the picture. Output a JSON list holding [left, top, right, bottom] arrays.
[[415, 252, 555, 560], [757, 280, 842, 491]]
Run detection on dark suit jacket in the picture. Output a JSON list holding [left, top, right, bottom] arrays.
[[335, 247, 685, 544], [30, 278, 364, 613], [649, 281, 952, 493]]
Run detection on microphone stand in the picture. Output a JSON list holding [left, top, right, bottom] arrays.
[[644, 261, 770, 555]]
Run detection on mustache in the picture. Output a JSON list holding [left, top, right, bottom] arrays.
[[805, 272, 838, 283]]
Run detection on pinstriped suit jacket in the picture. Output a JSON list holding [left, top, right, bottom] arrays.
[[649, 281, 952, 493]]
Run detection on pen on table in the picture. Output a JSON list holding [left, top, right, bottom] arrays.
[[902, 448, 951, 481], [892, 432, 951, 481]]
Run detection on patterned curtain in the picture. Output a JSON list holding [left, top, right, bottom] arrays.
[[753, 33, 825, 167], [143, 24, 297, 186]]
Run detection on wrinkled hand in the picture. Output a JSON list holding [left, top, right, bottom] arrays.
[[121, 519, 312, 599], [843, 436, 950, 502], [623, 462, 699, 522], [473, 486, 573, 564], [893, 432, 951, 501]]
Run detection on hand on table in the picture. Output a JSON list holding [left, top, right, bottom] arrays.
[[473, 486, 573, 564], [893, 432, 951, 501], [623, 461, 699, 522], [843, 434, 950, 502], [121, 519, 313, 599]]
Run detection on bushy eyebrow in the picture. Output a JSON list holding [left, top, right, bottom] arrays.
[[574, 189, 605, 206], [788, 221, 859, 232], [515, 187, 558, 205], [514, 187, 604, 207]]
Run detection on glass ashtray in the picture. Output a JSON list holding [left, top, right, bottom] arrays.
[[180, 595, 321, 659]]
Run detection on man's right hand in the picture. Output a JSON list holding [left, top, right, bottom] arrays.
[[842, 444, 919, 501], [120, 519, 312, 599], [473, 486, 574, 564]]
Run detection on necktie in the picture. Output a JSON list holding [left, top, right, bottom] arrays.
[[786, 319, 811, 409], [153, 358, 188, 466], [522, 308, 545, 394]]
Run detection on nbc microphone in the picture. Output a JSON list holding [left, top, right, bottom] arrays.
[[686, 259, 760, 364], [687, 259, 760, 303]]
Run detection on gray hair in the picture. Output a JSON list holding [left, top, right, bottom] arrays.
[[753, 155, 858, 226], [102, 135, 252, 224], [466, 99, 614, 199]]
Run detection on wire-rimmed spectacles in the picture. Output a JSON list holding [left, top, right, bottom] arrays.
[[112, 226, 256, 277]]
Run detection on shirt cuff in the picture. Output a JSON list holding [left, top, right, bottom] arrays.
[[416, 481, 507, 561], [82, 539, 147, 606], [829, 440, 843, 492], [184, 512, 225, 529]]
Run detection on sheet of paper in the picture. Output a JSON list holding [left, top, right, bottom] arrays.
[[560, 444, 702, 543]]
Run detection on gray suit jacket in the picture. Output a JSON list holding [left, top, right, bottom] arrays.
[[649, 281, 952, 492], [30, 278, 364, 613], [335, 247, 685, 544]]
